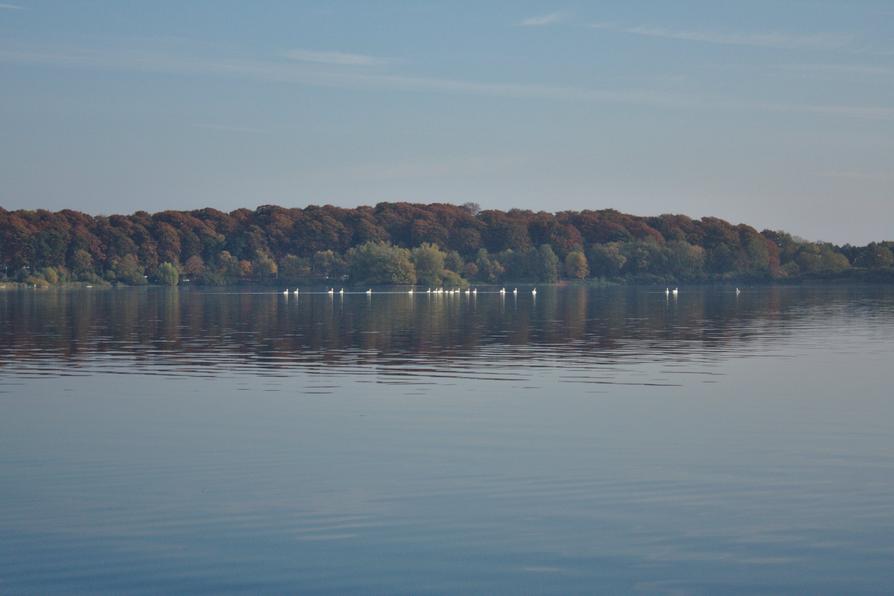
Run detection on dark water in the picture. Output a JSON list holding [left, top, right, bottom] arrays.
[[2, 285, 893, 594]]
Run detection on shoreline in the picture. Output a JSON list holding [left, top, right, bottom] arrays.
[[4, 273, 894, 291]]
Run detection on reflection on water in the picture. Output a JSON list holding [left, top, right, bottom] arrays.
[[4, 285, 892, 386], [2, 286, 894, 593]]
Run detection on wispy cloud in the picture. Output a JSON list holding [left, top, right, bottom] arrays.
[[775, 63, 892, 76], [284, 49, 385, 66], [819, 169, 893, 182], [0, 3, 24, 9], [590, 22, 852, 51], [0, 45, 683, 105], [348, 155, 519, 181], [2, 44, 893, 121], [518, 12, 565, 27], [192, 123, 267, 134]]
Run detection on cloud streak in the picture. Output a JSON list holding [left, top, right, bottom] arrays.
[[818, 169, 893, 182], [0, 45, 711, 108], [284, 49, 385, 66], [0, 3, 24, 9], [775, 63, 893, 76], [590, 22, 853, 50], [192, 123, 267, 134], [1, 44, 892, 121], [348, 155, 519, 181], [518, 12, 565, 27]]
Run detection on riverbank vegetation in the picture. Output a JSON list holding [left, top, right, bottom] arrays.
[[1, 203, 892, 287]]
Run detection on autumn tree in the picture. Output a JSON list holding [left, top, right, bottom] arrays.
[[564, 250, 589, 279], [0, 202, 882, 285], [183, 255, 206, 279]]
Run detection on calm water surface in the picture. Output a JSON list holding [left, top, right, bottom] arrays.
[[2, 285, 893, 594]]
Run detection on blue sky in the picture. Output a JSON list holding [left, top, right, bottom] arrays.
[[1, 1, 893, 243]]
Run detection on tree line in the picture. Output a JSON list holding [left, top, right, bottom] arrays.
[[1, 202, 892, 287]]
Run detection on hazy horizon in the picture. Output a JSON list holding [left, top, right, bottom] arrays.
[[2, 1, 893, 244]]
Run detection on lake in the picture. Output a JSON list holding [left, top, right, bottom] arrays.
[[2, 285, 893, 594]]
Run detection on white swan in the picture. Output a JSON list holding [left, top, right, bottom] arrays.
[[736, 287, 741, 295], [472, 288, 477, 295], [513, 288, 518, 295], [531, 288, 537, 296], [293, 288, 300, 294], [426, 288, 431, 294], [499, 287, 506, 295], [665, 287, 670, 296], [408, 288, 414, 295], [366, 288, 372, 295], [339, 288, 344, 295], [327, 288, 334, 295], [282, 289, 289, 295], [672, 287, 679, 296]]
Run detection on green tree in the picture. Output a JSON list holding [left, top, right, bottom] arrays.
[[797, 244, 850, 273], [587, 243, 626, 277], [820, 245, 850, 272], [745, 237, 771, 274], [498, 249, 528, 280], [113, 254, 146, 285], [564, 250, 589, 279], [41, 266, 60, 285], [215, 250, 241, 281], [441, 269, 468, 288], [412, 243, 446, 287], [313, 250, 343, 280], [253, 253, 278, 282], [444, 250, 464, 273], [474, 248, 505, 283], [279, 254, 312, 283], [796, 244, 823, 273], [667, 241, 705, 279], [346, 242, 416, 285], [156, 261, 180, 286], [532, 244, 559, 282], [707, 243, 739, 274], [855, 243, 894, 269], [71, 249, 94, 278]]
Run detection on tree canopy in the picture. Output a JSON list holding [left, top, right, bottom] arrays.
[[1, 203, 890, 286]]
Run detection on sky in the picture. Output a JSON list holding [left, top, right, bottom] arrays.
[[1, 1, 893, 244]]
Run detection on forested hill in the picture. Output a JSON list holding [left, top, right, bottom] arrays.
[[1, 202, 892, 287]]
